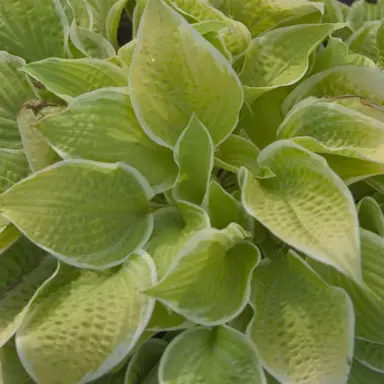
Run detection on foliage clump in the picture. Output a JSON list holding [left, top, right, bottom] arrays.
[[1, 0, 384, 383]]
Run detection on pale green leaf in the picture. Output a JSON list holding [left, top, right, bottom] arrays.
[[240, 140, 361, 281], [0, 52, 36, 150], [0, 238, 57, 348], [38, 87, 177, 193], [283, 66, 384, 114], [0, 149, 28, 194], [248, 251, 354, 384], [24, 58, 128, 102], [0, 160, 154, 269], [215, 134, 260, 175], [118, 40, 136, 70], [277, 97, 384, 182], [129, 0, 243, 148], [0, 341, 34, 384], [172, 115, 214, 205], [355, 339, 384, 374], [202, 180, 253, 231], [211, 0, 321, 37], [237, 87, 292, 149], [69, 25, 117, 59], [146, 301, 191, 332], [348, 0, 384, 31], [321, 0, 344, 23], [311, 37, 376, 74], [310, 229, 384, 343], [348, 21, 380, 62], [17, 106, 61, 173], [16, 251, 156, 384], [159, 326, 266, 384], [146, 201, 210, 279], [125, 338, 167, 384], [146, 223, 260, 325], [348, 360, 384, 384], [239, 23, 340, 102], [0, 0, 67, 62], [357, 197, 384, 237]]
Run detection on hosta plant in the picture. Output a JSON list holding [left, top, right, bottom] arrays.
[[2, 0, 384, 383]]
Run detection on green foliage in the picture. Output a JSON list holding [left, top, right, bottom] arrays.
[[1, 0, 384, 383]]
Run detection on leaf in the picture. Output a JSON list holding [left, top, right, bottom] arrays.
[[146, 223, 260, 325], [0, 238, 57, 348], [348, 360, 384, 384], [348, 21, 380, 62], [211, 0, 322, 37], [282, 66, 384, 114], [248, 251, 354, 384], [146, 201, 210, 279], [240, 140, 361, 281], [277, 97, 384, 182], [202, 180, 253, 231], [118, 40, 136, 70], [311, 37, 376, 74], [321, 0, 344, 23], [0, 52, 36, 150], [239, 23, 340, 102], [0, 216, 20, 255], [376, 21, 384, 68], [172, 115, 214, 205], [0, 160, 154, 269], [125, 338, 167, 384], [38, 87, 177, 193], [357, 197, 384, 237], [215, 134, 260, 175], [24, 58, 128, 101], [0, 149, 29, 194], [0, 0, 67, 62], [129, 0, 243, 148], [0, 341, 34, 384], [237, 87, 292, 149], [310, 229, 384, 343], [354, 339, 384, 374], [159, 326, 266, 384], [348, 0, 384, 31], [16, 251, 156, 384], [17, 106, 61, 173]]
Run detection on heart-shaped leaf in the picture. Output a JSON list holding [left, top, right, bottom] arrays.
[[129, 0, 243, 148], [248, 250, 354, 384], [159, 326, 266, 384], [240, 140, 361, 281], [0, 160, 154, 269], [16, 251, 156, 384]]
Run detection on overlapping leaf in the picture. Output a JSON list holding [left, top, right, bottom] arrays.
[[0, 161, 154, 269], [129, 0, 243, 148], [355, 339, 384, 374], [16, 251, 156, 384], [310, 229, 384, 343], [0, 0, 67, 62], [0, 52, 36, 150], [348, 0, 384, 31], [210, 0, 322, 37], [172, 115, 214, 205], [240, 140, 361, 281], [283, 66, 384, 114], [159, 326, 266, 384], [348, 360, 384, 384], [0, 238, 57, 348], [248, 251, 354, 384], [239, 23, 341, 102], [357, 197, 384, 237], [24, 58, 128, 101], [37, 87, 177, 193], [146, 224, 260, 325]]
